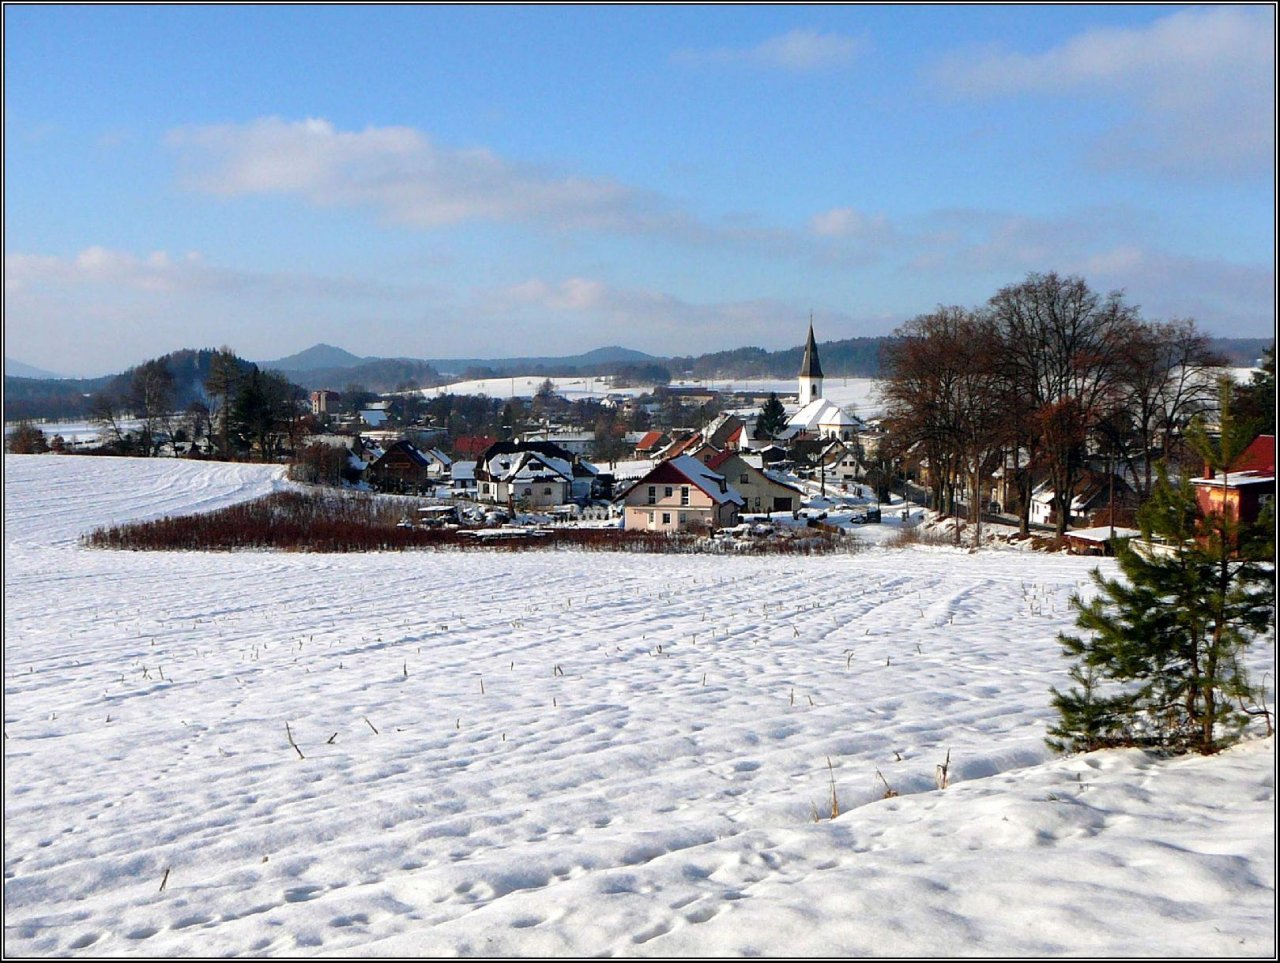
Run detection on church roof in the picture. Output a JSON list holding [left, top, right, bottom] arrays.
[[788, 397, 856, 430], [799, 322, 823, 379]]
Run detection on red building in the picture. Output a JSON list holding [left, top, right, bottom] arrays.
[[1191, 434, 1275, 530]]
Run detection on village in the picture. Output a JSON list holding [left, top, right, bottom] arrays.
[[315, 325, 887, 542], [265, 320, 1270, 555]]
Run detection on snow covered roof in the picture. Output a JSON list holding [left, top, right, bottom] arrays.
[[787, 398, 857, 431], [1065, 526, 1142, 544], [1191, 470, 1276, 489], [663, 454, 745, 506]]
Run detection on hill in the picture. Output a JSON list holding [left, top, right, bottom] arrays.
[[259, 343, 369, 372], [4, 358, 67, 380]]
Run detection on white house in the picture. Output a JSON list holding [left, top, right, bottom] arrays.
[[474, 441, 600, 509]]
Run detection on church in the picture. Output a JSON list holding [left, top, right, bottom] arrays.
[[785, 320, 859, 441]]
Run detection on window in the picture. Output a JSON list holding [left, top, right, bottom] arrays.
[[679, 512, 687, 524], [664, 486, 673, 499], [740, 474, 749, 484], [647, 486, 656, 504], [543, 487, 552, 496], [680, 486, 689, 506], [662, 512, 671, 525]]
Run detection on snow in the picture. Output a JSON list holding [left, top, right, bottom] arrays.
[[419, 375, 634, 402], [4, 454, 1275, 957]]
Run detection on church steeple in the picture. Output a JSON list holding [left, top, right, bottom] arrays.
[[798, 314, 824, 403]]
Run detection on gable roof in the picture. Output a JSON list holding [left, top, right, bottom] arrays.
[[1231, 434, 1275, 475], [788, 398, 856, 431], [369, 439, 431, 469], [636, 430, 668, 451], [705, 448, 806, 496], [636, 455, 745, 506]]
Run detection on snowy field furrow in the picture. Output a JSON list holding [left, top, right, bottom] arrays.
[[3, 454, 1274, 957]]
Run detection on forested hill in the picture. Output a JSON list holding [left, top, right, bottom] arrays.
[[665, 336, 889, 380], [3, 348, 264, 423]]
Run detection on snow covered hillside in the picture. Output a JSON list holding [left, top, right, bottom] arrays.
[[3, 455, 1274, 957]]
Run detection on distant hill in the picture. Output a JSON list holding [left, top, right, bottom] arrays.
[[266, 343, 661, 391], [1207, 338, 1273, 368], [5, 358, 67, 380], [259, 343, 369, 372], [426, 346, 658, 378], [7, 336, 1271, 423], [287, 358, 444, 393]]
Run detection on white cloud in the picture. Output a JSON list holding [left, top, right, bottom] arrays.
[[167, 117, 686, 234], [673, 28, 866, 72], [477, 275, 843, 354], [930, 6, 1275, 176]]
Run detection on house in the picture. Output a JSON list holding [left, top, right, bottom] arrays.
[[1191, 434, 1275, 530], [359, 402, 391, 428], [453, 435, 497, 460], [1030, 469, 1135, 529], [620, 454, 744, 532], [818, 439, 865, 486], [517, 426, 595, 455], [634, 430, 670, 459], [703, 413, 748, 451], [450, 460, 477, 496], [366, 440, 451, 494], [310, 389, 341, 416], [692, 447, 804, 514], [474, 440, 600, 509]]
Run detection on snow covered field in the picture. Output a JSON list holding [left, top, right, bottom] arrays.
[[4, 455, 1274, 957], [417, 374, 886, 418]]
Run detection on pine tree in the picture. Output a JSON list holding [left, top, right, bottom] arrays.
[[758, 392, 788, 438], [1049, 385, 1274, 755]]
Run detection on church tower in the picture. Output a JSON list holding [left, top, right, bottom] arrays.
[[798, 317, 824, 404]]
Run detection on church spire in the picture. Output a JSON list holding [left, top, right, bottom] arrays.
[[798, 314, 824, 402]]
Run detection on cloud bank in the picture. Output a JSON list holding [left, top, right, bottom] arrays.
[[168, 117, 692, 235], [929, 6, 1275, 177]]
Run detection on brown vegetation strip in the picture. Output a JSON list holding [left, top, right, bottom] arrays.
[[81, 491, 858, 555]]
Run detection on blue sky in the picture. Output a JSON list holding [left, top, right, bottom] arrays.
[[4, 4, 1275, 377]]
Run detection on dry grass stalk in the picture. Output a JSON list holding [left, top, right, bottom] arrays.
[[285, 722, 304, 759], [875, 769, 898, 799]]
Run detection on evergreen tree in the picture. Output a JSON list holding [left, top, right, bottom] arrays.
[[758, 392, 788, 438], [1049, 387, 1275, 755], [1234, 344, 1276, 435]]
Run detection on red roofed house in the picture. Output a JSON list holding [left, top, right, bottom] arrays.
[[634, 431, 670, 459], [620, 455, 744, 532], [693, 446, 804, 514], [453, 435, 497, 460], [1191, 434, 1275, 530]]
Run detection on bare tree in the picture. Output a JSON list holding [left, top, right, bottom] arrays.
[[89, 391, 128, 449], [129, 359, 176, 457], [1108, 318, 1225, 501], [883, 307, 1007, 546], [988, 273, 1140, 536]]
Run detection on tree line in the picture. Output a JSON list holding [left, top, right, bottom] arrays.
[[82, 347, 308, 460], [880, 271, 1273, 539]]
